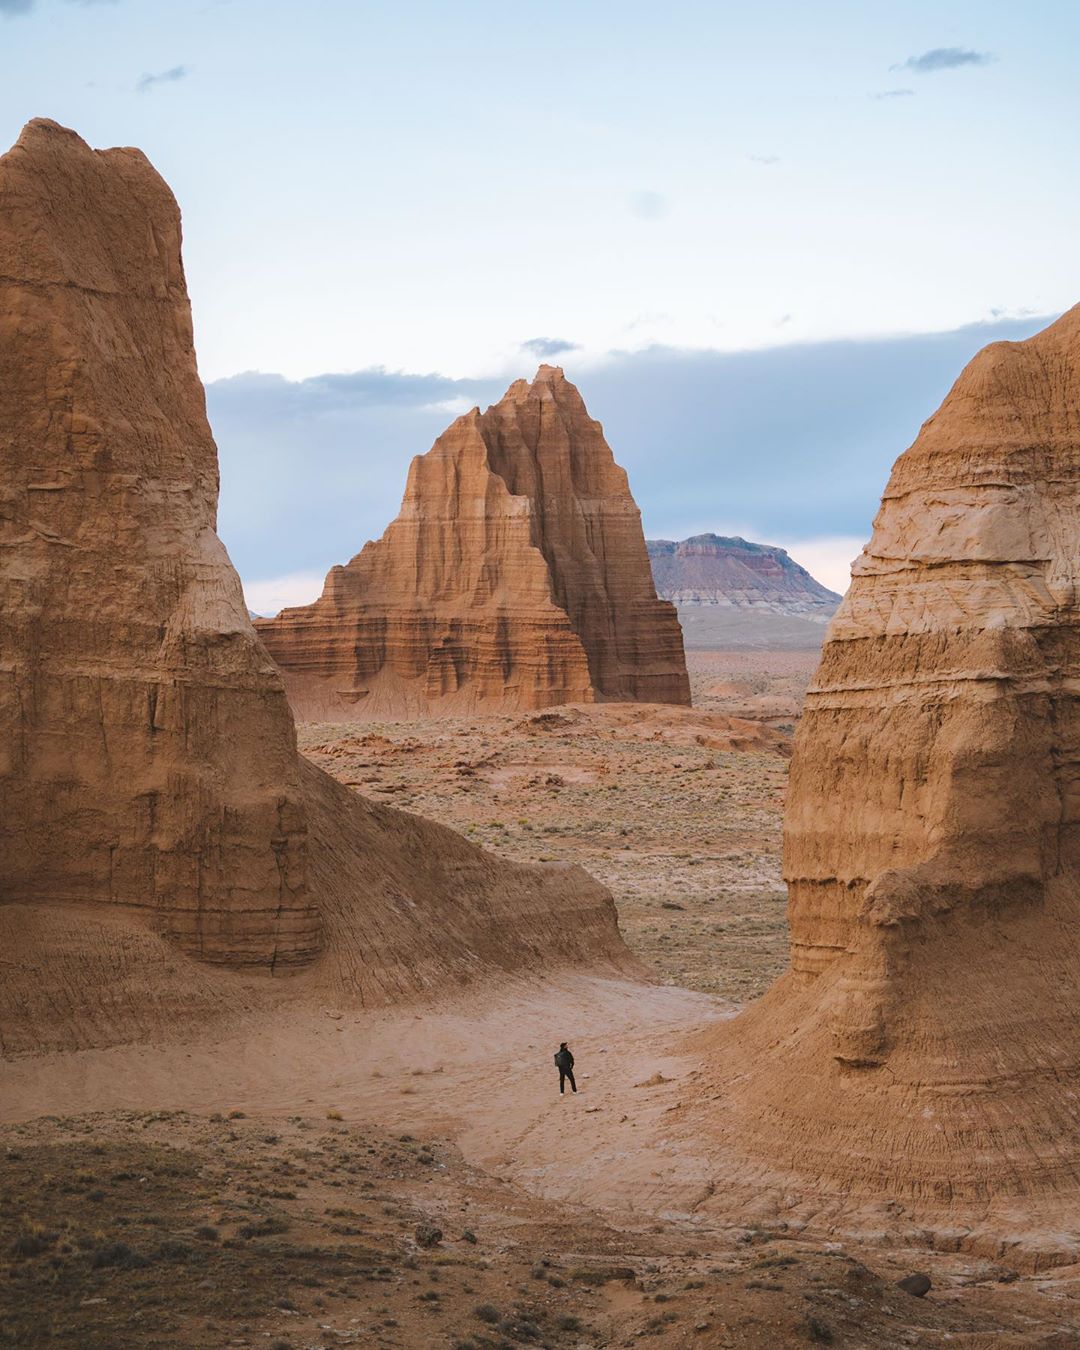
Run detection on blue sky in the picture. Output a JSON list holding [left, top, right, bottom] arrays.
[[1, 2, 1076, 603]]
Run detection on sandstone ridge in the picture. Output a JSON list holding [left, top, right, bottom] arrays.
[[256, 369, 690, 719], [0, 120, 632, 1054], [699, 305, 1080, 1234], [647, 534, 840, 618]]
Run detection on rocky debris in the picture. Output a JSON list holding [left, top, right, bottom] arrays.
[[256, 367, 690, 718], [3, 1112, 1067, 1349], [647, 535, 841, 618], [896, 1274, 932, 1298], [0, 121, 633, 1055], [702, 305, 1080, 1225]]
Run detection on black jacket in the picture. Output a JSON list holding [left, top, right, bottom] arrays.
[[554, 1048, 574, 1071]]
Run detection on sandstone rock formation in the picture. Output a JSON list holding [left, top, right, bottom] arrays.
[[0, 120, 631, 1051], [647, 534, 840, 618], [700, 306, 1080, 1220], [256, 369, 690, 719]]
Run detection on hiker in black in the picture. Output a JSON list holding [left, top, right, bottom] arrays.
[[554, 1042, 576, 1094]]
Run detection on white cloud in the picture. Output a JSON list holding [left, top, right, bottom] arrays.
[[243, 570, 325, 617], [765, 535, 865, 597]]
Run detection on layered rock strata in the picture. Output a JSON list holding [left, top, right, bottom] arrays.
[[256, 368, 690, 719], [701, 306, 1080, 1214], [0, 121, 630, 1043], [647, 534, 840, 617]]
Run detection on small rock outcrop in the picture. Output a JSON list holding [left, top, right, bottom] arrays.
[[0, 121, 633, 1051], [647, 534, 840, 618], [256, 369, 690, 719], [702, 306, 1080, 1220]]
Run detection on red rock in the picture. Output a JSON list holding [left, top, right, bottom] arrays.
[[0, 121, 632, 1046], [256, 368, 690, 718], [701, 305, 1080, 1217]]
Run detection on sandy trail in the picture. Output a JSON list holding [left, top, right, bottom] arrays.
[[1, 975, 729, 1216]]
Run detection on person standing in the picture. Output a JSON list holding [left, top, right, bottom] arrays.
[[554, 1042, 576, 1094]]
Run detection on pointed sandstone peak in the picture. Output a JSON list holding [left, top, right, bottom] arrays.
[[699, 306, 1080, 1228], [257, 370, 690, 718], [0, 122, 630, 1048], [0, 118, 316, 967]]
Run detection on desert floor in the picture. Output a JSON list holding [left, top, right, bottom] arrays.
[[8, 972, 1080, 1348], [298, 649, 816, 1002], [7, 647, 1080, 1346]]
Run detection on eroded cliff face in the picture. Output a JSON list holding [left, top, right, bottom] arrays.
[[0, 119, 318, 967], [0, 121, 633, 1046], [256, 368, 690, 719], [700, 307, 1080, 1212]]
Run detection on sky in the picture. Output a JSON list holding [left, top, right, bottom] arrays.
[[2, 1, 1077, 605]]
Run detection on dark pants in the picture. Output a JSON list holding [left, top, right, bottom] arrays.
[[559, 1068, 576, 1094]]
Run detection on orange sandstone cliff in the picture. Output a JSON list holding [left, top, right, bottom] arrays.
[[255, 369, 690, 719], [698, 306, 1080, 1224], [0, 120, 632, 1053]]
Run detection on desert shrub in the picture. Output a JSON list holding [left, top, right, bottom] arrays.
[[157, 1239, 192, 1260], [238, 1217, 289, 1240], [11, 1230, 56, 1259], [91, 1241, 150, 1270], [802, 1318, 834, 1343]]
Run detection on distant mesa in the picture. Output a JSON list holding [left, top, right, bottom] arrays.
[[702, 303, 1080, 1234], [256, 368, 691, 719], [647, 534, 841, 620], [0, 120, 632, 1055]]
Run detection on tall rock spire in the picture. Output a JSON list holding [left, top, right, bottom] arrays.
[[0, 122, 631, 1048], [257, 365, 690, 718], [700, 305, 1080, 1223], [0, 119, 319, 966]]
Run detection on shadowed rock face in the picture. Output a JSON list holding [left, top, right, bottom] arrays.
[[702, 306, 1080, 1217], [646, 534, 841, 617], [0, 121, 631, 1023], [256, 368, 690, 719]]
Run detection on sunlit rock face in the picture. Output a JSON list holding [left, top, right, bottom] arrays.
[[700, 307, 1080, 1215], [256, 366, 690, 718], [0, 118, 320, 966], [0, 124, 630, 1026]]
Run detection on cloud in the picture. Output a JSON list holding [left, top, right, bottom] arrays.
[[2, 0, 116, 14], [628, 190, 668, 220], [895, 47, 993, 74], [763, 535, 865, 597], [212, 366, 490, 412], [521, 337, 581, 358], [242, 571, 326, 618], [870, 88, 915, 100], [209, 315, 1053, 590], [208, 366, 504, 585], [137, 64, 189, 93], [749, 155, 780, 166]]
